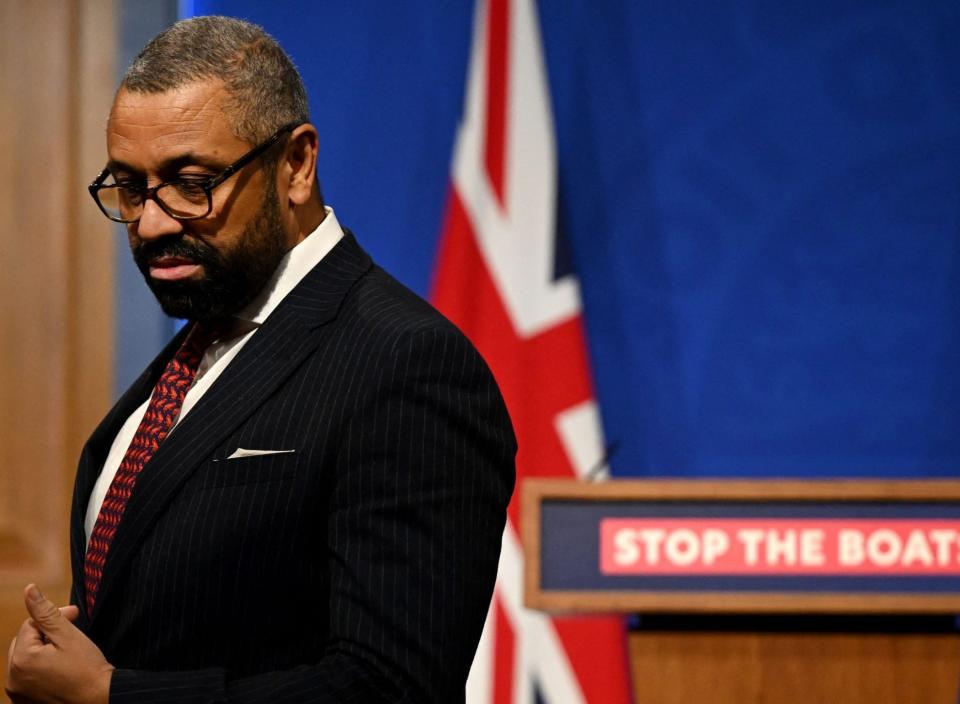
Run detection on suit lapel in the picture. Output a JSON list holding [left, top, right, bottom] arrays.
[[89, 233, 371, 623]]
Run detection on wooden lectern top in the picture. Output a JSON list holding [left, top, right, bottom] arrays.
[[522, 478, 960, 614]]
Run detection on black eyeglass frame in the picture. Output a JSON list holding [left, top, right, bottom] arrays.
[[88, 121, 301, 224]]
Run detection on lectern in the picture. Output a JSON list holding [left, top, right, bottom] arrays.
[[522, 480, 960, 704]]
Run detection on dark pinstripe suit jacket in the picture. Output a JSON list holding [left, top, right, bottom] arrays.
[[69, 232, 516, 703]]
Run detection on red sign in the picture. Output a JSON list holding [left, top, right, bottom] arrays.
[[600, 519, 960, 575]]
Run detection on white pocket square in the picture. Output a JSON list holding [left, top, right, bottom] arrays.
[[226, 448, 296, 460]]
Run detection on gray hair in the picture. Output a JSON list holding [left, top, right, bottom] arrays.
[[121, 15, 310, 144]]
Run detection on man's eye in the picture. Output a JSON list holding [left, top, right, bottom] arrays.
[[175, 181, 207, 196], [117, 186, 144, 206]]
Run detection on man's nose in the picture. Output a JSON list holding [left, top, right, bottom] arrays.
[[135, 198, 184, 240]]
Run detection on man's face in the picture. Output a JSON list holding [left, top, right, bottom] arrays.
[[106, 79, 289, 322]]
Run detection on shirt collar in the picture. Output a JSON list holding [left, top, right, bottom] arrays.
[[233, 206, 345, 327]]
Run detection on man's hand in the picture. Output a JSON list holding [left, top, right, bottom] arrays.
[[5, 584, 114, 704]]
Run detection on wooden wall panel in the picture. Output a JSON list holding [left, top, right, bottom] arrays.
[[629, 631, 960, 704], [0, 0, 115, 686]]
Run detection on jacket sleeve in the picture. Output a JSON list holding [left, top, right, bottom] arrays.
[[108, 327, 517, 704]]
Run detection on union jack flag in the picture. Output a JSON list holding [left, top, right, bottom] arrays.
[[431, 0, 633, 701]]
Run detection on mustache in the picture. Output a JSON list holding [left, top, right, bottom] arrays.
[[133, 237, 220, 269]]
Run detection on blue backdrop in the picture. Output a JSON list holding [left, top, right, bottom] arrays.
[[189, 1, 960, 478]]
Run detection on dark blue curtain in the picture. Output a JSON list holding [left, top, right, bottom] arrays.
[[190, 1, 960, 478]]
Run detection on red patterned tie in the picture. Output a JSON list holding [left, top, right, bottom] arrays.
[[83, 322, 220, 616]]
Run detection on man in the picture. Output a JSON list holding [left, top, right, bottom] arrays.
[[5, 15, 515, 704]]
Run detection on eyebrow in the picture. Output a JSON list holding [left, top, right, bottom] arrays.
[[107, 152, 228, 177]]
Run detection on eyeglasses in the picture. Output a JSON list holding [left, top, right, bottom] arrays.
[[89, 122, 300, 223]]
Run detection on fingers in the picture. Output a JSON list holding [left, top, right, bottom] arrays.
[[59, 606, 80, 623], [15, 617, 43, 650], [22, 584, 65, 642]]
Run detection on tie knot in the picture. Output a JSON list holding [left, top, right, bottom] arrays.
[[191, 320, 224, 346], [178, 321, 225, 366]]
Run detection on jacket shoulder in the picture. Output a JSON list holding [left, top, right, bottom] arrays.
[[344, 263, 469, 345]]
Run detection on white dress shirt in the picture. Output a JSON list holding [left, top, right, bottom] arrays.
[[84, 207, 345, 546]]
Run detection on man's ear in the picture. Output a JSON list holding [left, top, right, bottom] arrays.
[[283, 124, 319, 206]]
